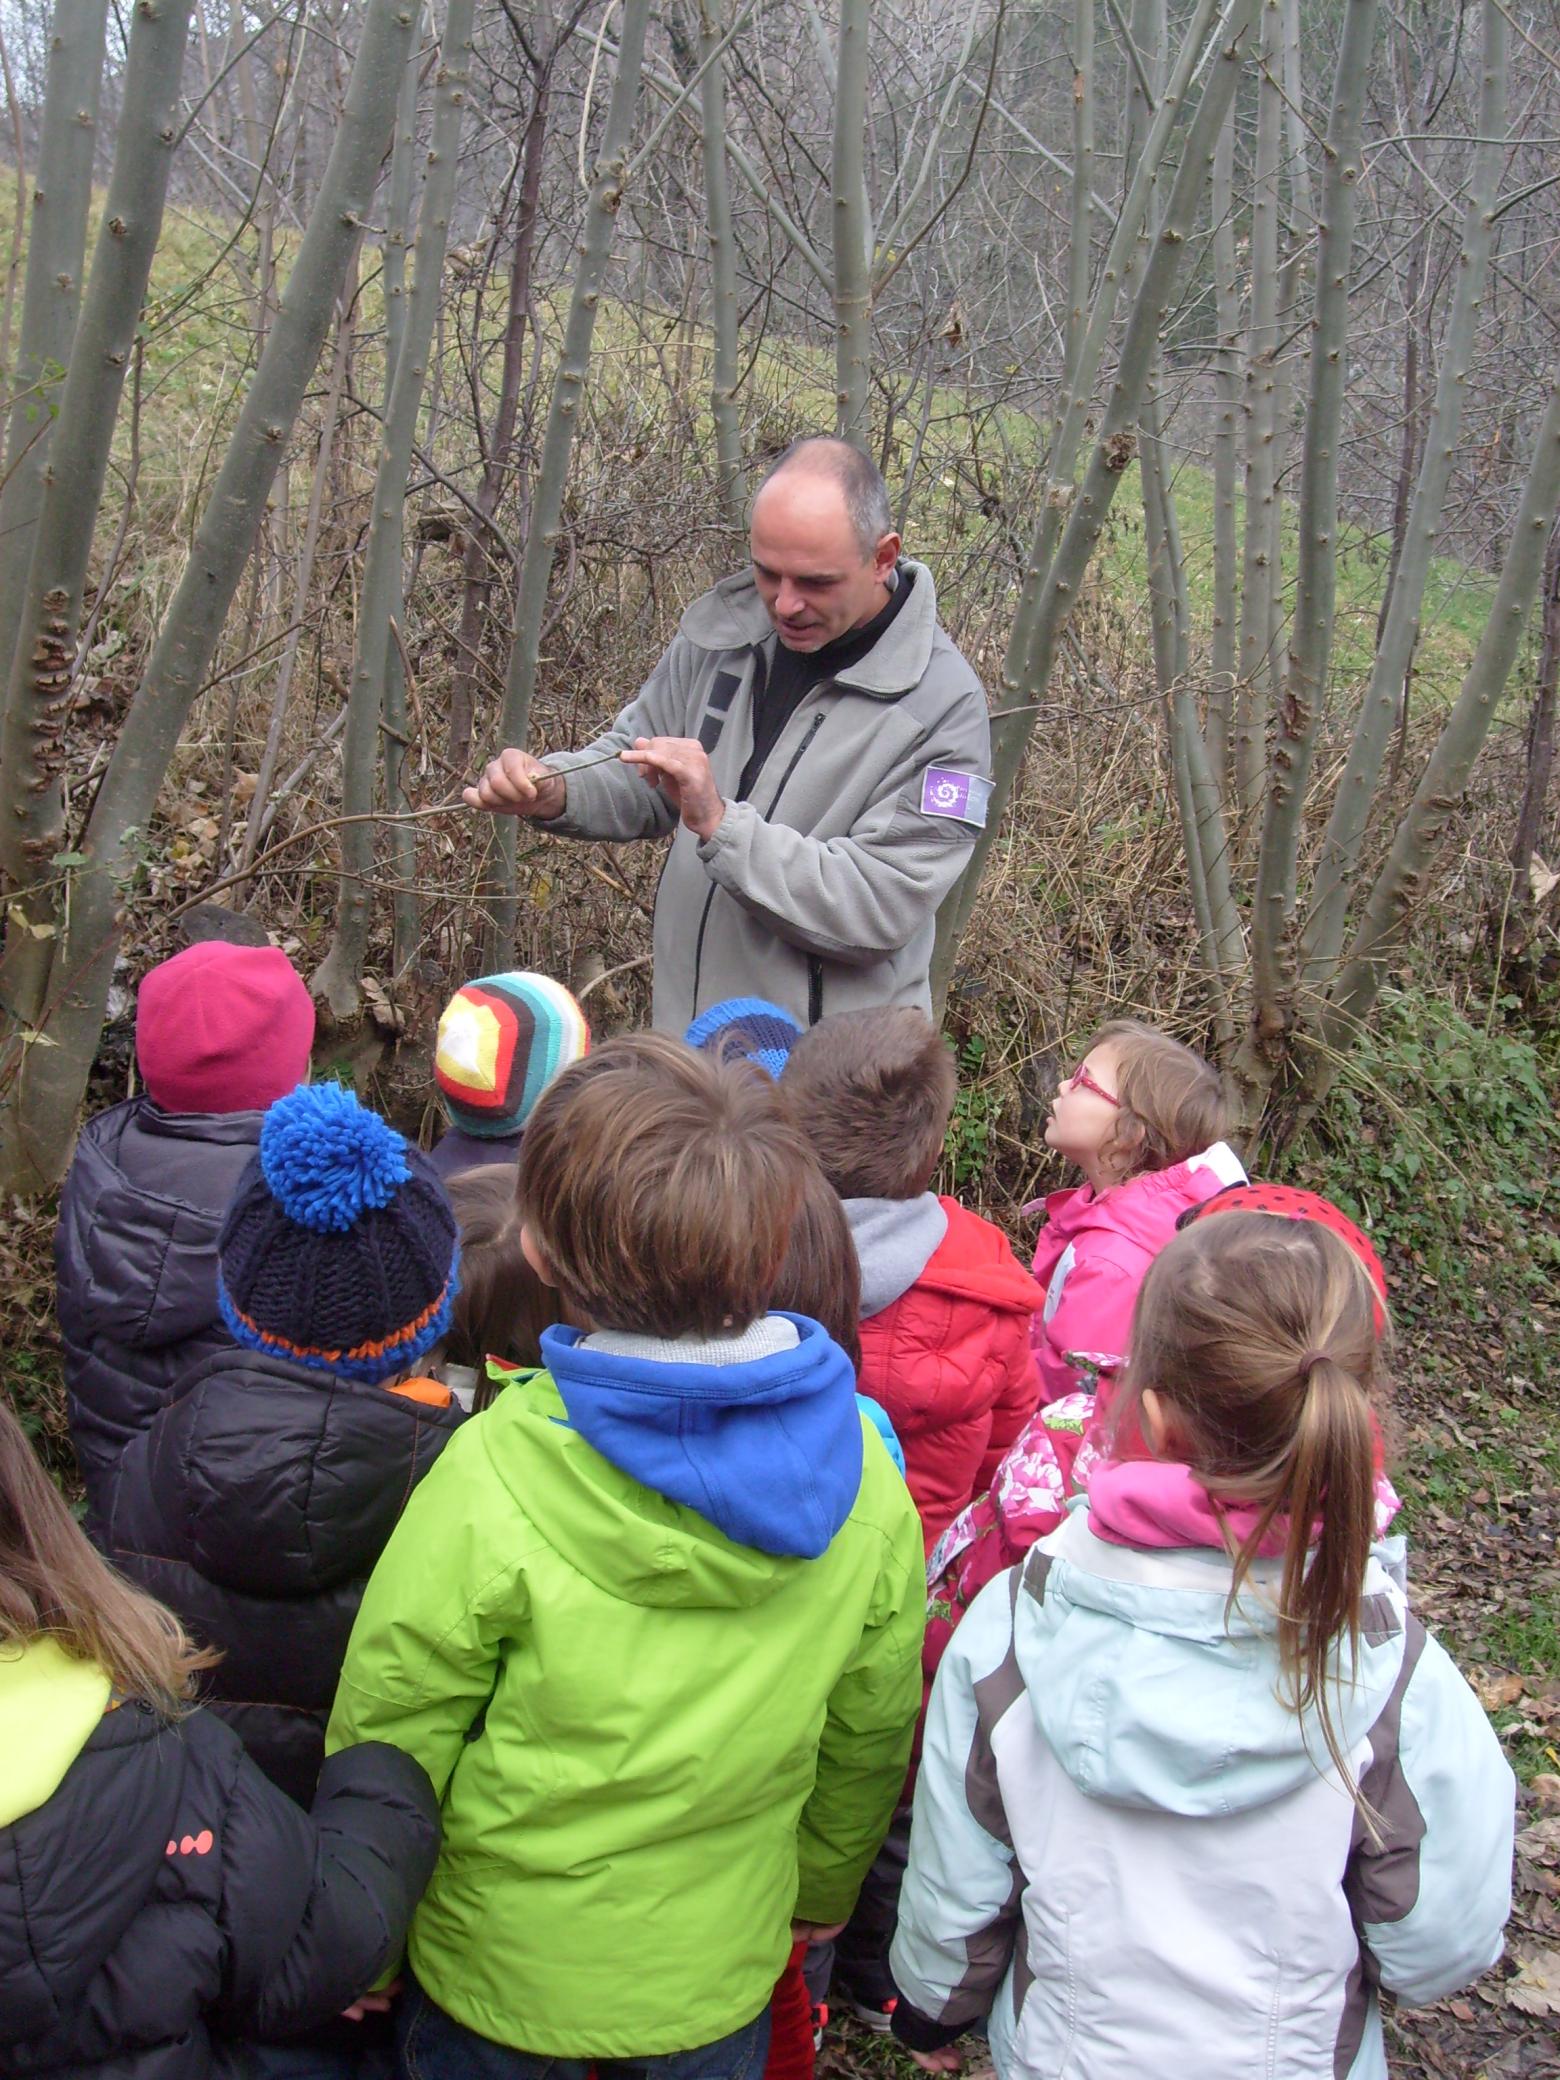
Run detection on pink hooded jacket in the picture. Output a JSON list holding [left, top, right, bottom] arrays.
[[1028, 1141, 1249, 1405]]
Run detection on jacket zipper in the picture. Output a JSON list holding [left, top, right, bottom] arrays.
[[692, 706, 827, 1016]]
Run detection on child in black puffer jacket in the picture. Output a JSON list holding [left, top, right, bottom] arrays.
[[55, 940, 317, 1534], [107, 1081, 465, 1806], [0, 1398, 440, 2080]]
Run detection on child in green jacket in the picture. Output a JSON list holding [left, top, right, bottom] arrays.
[[327, 1032, 925, 2080]]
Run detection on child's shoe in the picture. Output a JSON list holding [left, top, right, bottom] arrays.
[[850, 1997, 898, 2034]]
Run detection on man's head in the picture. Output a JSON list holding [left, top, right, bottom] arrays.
[[749, 437, 901, 652], [518, 1033, 815, 1338], [781, 1007, 956, 1201]]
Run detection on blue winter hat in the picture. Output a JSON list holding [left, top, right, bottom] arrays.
[[685, 998, 804, 1080], [217, 1081, 460, 1383]]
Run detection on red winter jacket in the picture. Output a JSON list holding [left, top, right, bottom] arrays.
[[849, 1196, 1043, 1552]]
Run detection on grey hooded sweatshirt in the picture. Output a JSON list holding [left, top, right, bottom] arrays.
[[541, 560, 991, 1031]]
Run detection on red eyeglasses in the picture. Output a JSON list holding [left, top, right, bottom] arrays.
[[1065, 1062, 1120, 1107]]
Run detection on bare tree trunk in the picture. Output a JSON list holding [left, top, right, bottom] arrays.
[[315, 0, 476, 1017], [238, 255, 361, 877], [1240, 0, 1379, 1083], [832, 0, 872, 442], [0, 18, 31, 393], [1063, 0, 1094, 395], [1506, 524, 1560, 898], [382, 14, 424, 394], [0, 0, 195, 1026], [1299, 0, 1509, 990], [932, 0, 1256, 994], [0, 0, 423, 1192], [699, 0, 745, 533], [1233, 0, 1282, 822], [0, 0, 109, 699], [1208, 104, 1239, 793], [1315, 378, 1560, 1073], [446, 36, 556, 770], [489, 0, 652, 951]]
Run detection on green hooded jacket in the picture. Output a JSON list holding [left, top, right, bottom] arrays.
[[326, 1365, 925, 2057]]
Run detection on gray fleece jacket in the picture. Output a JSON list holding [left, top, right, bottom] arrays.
[[541, 561, 991, 1031]]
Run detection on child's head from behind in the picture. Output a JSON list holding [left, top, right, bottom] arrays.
[[1121, 1212, 1386, 1762], [435, 971, 590, 1144], [444, 1163, 554, 1376], [218, 1082, 460, 1384], [780, 1006, 955, 1200], [1047, 1018, 1224, 1186], [136, 941, 315, 1116], [519, 1033, 813, 1338], [770, 1159, 863, 1371], [0, 1401, 212, 1716]]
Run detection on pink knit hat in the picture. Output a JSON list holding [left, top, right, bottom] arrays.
[[136, 943, 315, 1115]]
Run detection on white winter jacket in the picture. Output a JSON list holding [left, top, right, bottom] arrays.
[[892, 1505, 1514, 2080]]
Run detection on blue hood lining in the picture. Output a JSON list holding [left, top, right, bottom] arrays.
[[541, 1314, 864, 1559]]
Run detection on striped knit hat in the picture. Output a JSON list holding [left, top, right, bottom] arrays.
[[435, 971, 590, 1140], [684, 997, 803, 1080], [218, 1082, 460, 1383]]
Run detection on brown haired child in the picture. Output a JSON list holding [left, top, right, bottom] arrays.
[[782, 1007, 1043, 1556], [442, 1163, 557, 1410], [328, 1034, 925, 2079]]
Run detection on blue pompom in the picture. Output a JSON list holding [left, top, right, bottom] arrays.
[[259, 1082, 411, 1232]]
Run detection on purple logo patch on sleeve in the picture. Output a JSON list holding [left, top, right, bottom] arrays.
[[919, 767, 992, 827]]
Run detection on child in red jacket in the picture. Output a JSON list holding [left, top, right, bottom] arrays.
[[781, 1007, 1042, 2033], [782, 1007, 1043, 1557]]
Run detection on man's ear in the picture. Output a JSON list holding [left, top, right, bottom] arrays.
[[520, 1222, 559, 1290], [872, 530, 902, 584]]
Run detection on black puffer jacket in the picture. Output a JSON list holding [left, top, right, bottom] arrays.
[[0, 1701, 438, 2080], [107, 1349, 464, 1804], [55, 1098, 261, 1529]]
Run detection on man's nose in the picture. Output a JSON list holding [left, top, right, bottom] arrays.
[[775, 579, 804, 618]]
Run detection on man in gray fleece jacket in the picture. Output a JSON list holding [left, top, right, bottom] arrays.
[[464, 438, 992, 1032]]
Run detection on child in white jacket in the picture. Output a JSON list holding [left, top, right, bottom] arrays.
[[893, 1210, 1513, 2080]]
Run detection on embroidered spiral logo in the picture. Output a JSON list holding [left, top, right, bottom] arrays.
[[930, 778, 962, 811]]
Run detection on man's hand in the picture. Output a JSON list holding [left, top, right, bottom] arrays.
[[619, 736, 726, 842], [463, 747, 567, 820], [907, 2049, 962, 2073]]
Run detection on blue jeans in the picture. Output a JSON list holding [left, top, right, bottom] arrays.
[[395, 1980, 771, 2080]]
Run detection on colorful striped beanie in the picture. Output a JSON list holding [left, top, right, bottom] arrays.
[[218, 1081, 460, 1383], [435, 972, 591, 1140]]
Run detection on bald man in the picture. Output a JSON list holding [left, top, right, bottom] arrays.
[[466, 438, 992, 1032]]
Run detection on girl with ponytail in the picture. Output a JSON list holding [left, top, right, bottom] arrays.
[[892, 1213, 1515, 2080]]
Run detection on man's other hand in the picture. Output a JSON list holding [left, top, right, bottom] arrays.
[[464, 748, 567, 819], [620, 737, 726, 842]]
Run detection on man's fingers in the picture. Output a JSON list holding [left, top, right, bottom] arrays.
[[465, 748, 563, 817]]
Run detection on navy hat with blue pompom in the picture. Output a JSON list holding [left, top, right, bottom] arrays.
[[217, 1081, 460, 1383]]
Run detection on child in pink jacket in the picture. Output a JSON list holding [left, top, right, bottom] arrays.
[[927, 1021, 1244, 1653]]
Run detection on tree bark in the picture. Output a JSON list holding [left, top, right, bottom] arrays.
[[0, 0, 424, 1192], [488, 0, 652, 952], [1242, 0, 1379, 1077], [1317, 378, 1560, 1068], [1299, 0, 1509, 992], [315, 0, 475, 1018], [0, 0, 110, 705], [932, 0, 1256, 996], [832, 0, 872, 442], [699, 0, 746, 534], [0, 0, 195, 1030]]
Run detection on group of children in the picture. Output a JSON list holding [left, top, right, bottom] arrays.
[[0, 937, 1516, 2080]]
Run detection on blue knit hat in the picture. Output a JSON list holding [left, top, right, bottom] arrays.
[[217, 1082, 459, 1383], [685, 998, 804, 1079]]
